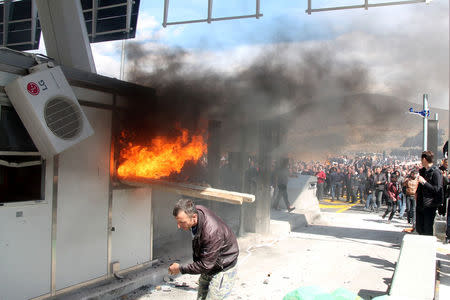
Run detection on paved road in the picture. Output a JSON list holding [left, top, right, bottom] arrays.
[[120, 207, 413, 300]]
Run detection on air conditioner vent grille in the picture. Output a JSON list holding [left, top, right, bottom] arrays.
[[44, 98, 82, 140]]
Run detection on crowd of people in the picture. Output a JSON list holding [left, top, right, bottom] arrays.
[[290, 152, 449, 240], [218, 150, 449, 240]]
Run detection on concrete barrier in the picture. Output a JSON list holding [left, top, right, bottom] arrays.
[[270, 175, 324, 234], [287, 175, 323, 224], [389, 235, 437, 300]]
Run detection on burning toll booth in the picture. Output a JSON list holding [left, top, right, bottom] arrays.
[[0, 48, 289, 299]]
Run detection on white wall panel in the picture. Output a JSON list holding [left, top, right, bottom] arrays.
[[55, 107, 111, 290], [72, 86, 113, 105], [112, 188, 151, 270], [151, 189, 191, 258], [0, 160, 53, 300]]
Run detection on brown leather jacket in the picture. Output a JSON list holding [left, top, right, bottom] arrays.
[[180, 205, 239, 275], [403, 177, 419, 196]]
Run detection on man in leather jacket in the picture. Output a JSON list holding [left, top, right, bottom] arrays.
[[169, 198, 239, 299], [416, 151, 444, 236]]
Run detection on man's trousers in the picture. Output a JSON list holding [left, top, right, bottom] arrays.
[[197, 265, 238, 300]]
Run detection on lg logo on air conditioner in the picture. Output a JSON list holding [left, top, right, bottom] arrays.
[[27, 80, 48, 96]]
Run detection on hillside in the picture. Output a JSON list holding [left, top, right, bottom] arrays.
[[283, 93, 448, 159]]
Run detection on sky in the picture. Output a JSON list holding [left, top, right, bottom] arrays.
[[35, 0, 450, 109]]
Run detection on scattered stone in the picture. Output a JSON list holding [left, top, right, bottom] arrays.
[[161, 285, 171, 292], [163, 275, 171, 283], [263, 279, 269, 284], [175, 282, 189, 287], [282, 276, 290, 279], [241, 283, 246, 286]]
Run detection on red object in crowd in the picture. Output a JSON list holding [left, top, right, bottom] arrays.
[[316, 171, 326, 184]]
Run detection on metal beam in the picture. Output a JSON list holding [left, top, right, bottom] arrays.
[[163, 0, 262, 27], [36, 0, 96, 73], [0, 159, 42, 168], [306, 0, 426, 13], [125, 0, 133, 34], [2, 0, 11, 47], [164, 13, 263, 26], [82, 2, 128, 12], [0, 151, 40, 156], [163, 0, 169, 27], [256, 0, 260, 19], [92, 0, 98, 41], [31, 0, 38, 46], [207, 0, 213, 23]]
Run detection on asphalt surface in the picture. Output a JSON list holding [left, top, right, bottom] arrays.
[[119, 199, 418, 300]]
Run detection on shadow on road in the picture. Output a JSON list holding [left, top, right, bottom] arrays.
[[348, 254, 395, 271], [358, 289, 387, 299], [293, 224, 404, 248]]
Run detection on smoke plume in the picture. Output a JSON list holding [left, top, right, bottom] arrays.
[[121, 41, 426, 159]]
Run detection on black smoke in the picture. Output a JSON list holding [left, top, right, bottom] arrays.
[[121, 42, 418, 159]]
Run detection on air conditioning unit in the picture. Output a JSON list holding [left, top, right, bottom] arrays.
[[4, 66, 94, 159]]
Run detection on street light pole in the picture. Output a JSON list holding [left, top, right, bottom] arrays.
[[423, 94, 428, 151]]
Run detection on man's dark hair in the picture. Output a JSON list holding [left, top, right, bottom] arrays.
[[421, 151, 434, 163], [173, 198, 198, 217]]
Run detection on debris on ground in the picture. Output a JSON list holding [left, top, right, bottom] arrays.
[[161, 285, 171, 292]]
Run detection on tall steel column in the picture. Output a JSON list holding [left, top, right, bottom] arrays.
[[36, 0, 96, 73], [423, 94, 429, 151]]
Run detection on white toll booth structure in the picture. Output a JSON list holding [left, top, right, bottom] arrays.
[[0, 49, 259, 300], [0, 49, 158, 300]]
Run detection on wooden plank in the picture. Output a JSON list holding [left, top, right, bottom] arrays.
[[120, 178, 255, 205]]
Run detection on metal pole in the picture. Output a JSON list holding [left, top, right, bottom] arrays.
[[163, 0, 169, 27], [256, 0, 260, 19], [120, 39, 126, 80], [423, 94, 428, 151], [207, 0, 213, 23]]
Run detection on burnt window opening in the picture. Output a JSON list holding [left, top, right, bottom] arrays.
[[0, 104, 44, 204], [0, 104, 38, 152], [0, 156, 45, 204]]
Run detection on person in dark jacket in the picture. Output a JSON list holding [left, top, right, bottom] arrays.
[[329, 167, 339, 200], [364, 168, 376, 211], [373, 167, 387, 212], [348, 168, 359, 203], [357, 167, 367, 203], [273, 159, 295, 212], [416, 151, 444, 236], [438, 159, 450, 243], [169, 198, 239, 299]]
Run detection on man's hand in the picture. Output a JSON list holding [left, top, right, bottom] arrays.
[[168, 263, 180, 275], [418, 175, 426, 184]]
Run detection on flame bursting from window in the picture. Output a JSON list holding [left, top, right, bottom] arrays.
[[117, 129, 207, 180]]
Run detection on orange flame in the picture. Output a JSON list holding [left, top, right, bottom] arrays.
[[117, 129, 207, 180]]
